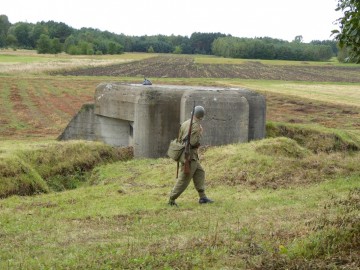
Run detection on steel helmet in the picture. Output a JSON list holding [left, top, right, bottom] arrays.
[[193, 105, 205, 119]]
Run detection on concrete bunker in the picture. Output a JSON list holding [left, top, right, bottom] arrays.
[[58, 83, 266, 158]]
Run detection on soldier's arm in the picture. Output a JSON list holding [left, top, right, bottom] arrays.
[[190, 122, 202, 146]]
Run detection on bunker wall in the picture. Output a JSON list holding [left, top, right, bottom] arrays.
[[134, 88, 185, 158], [58, 103, 132, 147], [95, 83, 137, 121], [59, 83, 266, 158], [181, 90, 249, 145]]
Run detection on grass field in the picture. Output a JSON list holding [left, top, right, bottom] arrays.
[[229, 80, 360, 106], [0, 50, 153, 74], [0, 52, 359, 269]]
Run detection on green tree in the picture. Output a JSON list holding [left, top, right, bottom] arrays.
[[46, 21, 73, 42], [37, 34, 62, 54], [31, 23, 48, 44], [337, 45, 352, 62], [93, 39, 108, 54], [212, 36, 332, 61], [333, 0, 360, 63], [310, 40, 338, 56], [114, 43, 124, 54], [0, 15, 11, 47], [64, 35, 77, 53], [37, 34, 51, 53], [14, 22, 33, 48], [6, 34, 17, 48], [293, 35, 303, 43], [51, 38, 62, 54], [147, 45, 155, 53], [79, 41, 93, 55], [68, 45, 80, 55], [190, 32, 227, 54], [108, 41, 117, 54], [173, 45, 182, 54]]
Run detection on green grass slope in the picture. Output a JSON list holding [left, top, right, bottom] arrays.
[[0, 141, 132, 198], [267, 122, 360, 152], [0, 133, 359, 269]]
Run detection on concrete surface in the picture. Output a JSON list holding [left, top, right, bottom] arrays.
[[58, 83, 266, 158]]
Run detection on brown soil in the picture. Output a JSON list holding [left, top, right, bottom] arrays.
[[0, 78, 94, 139], [59, 55, 360, 83]]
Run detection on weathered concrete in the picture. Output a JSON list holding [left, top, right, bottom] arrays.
[[59, 103, 98, 141], [58, 103, 132, 146], [236, 89, 267, 140], [95, 82, 137, 121], [133, 87, 185, 158], [58, 83, 266, 158], [180, 90, 249, 145]]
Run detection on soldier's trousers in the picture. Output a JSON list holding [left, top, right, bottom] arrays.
[[169, 159, 206, 201]]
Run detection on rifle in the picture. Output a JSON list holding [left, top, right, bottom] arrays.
[[183, 102, 196, 175]]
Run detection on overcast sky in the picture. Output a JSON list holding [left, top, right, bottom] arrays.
[[2, 0, 341, 42]]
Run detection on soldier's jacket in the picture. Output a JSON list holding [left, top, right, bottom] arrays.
[[177, 118, 202, 160]]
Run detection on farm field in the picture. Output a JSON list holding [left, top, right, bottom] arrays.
[[0, 52, 359, 269], [60, 54, 360, 83], [1, 75, 360, 141], [0, 52, 360, 140], [0, 50, 153, 74]]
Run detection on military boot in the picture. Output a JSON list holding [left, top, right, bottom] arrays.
[[199, 197, 214, 204], [168, 199, 178, 207]]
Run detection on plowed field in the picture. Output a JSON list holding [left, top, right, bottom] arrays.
[[1, 55, 360, 140], [0, 77, 96, 139], [60, 55, 360, 83]]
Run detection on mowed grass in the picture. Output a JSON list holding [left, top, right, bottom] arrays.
[[0, 179, 358, 269], [0, 50, 154, 74], [0, 136, 359, 269], [224, 80, 360, 108]]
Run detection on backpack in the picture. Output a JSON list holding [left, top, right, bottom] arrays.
[[167, 139, 185, 162]]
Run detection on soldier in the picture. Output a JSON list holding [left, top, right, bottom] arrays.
[[168, 105, 214, 206]]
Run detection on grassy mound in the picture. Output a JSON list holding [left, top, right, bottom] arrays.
[[266, 122, 360, 153], [0, 156, 49, 198], [203, 137, 359, 189], [1, 123, 358, 197], [0, 141, 133, 198], [90, 136, 360, 191]]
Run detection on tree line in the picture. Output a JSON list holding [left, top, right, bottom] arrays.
[[212, 37, 335, 61], [0, 14, 339, 61]]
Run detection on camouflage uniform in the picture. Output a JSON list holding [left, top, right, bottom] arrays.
[[169, 118, 207, 201]]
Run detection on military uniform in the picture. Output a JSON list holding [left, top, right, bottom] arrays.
[[169, 118, 208, 203]]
